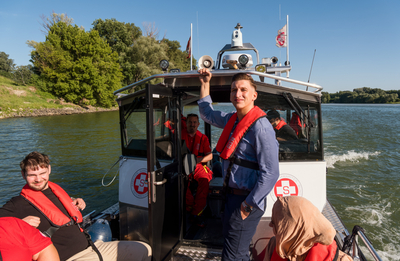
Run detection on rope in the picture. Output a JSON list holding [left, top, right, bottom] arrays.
[[101, 156, 124, 187]]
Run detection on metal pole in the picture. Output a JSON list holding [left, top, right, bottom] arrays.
[[286, 15, 289, 64], [190, 23, 193, 70]]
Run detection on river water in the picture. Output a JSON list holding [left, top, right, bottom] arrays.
[[0, 104, 399, 260]]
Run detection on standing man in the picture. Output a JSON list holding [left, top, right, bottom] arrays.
[[0, 151, 151, 261], [183, 113, 213, 225], [198, 69, 279, 260]]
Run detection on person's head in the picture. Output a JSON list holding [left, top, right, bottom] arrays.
[[20, 152, 51, 191], [269, 196, 336, 260], [186, 113, 200, 135], [267, 110, 281, 127], [230, 73, 258, 112]]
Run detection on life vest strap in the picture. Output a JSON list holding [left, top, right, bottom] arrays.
[[43, 226, 60, 238], [230, 157, 259, 170]]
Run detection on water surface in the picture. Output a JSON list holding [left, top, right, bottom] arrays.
[[0, 104, 399, 260]]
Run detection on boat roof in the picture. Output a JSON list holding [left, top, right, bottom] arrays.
[[114, 69, 322, 104]]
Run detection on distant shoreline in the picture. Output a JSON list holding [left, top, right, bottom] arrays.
[[0, 106, 118, 120]]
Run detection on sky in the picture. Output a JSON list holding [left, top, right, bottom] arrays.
[[1, 0, 399, 93]]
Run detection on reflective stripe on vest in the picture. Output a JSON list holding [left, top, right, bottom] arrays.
[[20, 181, 83, 227]]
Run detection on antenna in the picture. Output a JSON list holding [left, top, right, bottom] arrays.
[[306, 49, 316, 91]]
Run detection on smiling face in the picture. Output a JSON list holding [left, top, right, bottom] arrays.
[[186, 115, 200, 136], [230, 79, 258, 112], [22, 165, 51, 191]]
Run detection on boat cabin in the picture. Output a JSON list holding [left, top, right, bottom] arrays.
[[114, 24, 327, 261]]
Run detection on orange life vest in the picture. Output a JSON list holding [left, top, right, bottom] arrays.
[[271, 241, 339, 261], [20, 181, 83, 227], [216, 106, 266, 160], [289, 112, 304, 136], [275, 118, 287, 131], [183, 130, 206, 156]]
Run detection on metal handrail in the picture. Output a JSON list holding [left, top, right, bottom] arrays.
[[356, 229, 382, 261], [113, 69, 323, 95], [343, 226, 382, 261]]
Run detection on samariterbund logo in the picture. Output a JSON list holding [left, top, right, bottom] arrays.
[[131, 168, 148, 199], [270, 174, 303, 201]]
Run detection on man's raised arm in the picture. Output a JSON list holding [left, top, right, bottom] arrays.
[[198, 69, 212, 99]]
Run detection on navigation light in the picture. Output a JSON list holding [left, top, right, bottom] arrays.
[[160, 60, 169, 72]]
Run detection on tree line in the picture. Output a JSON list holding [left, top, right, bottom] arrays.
[[322, 88, 400, 104], [0, 13, 195, 108]]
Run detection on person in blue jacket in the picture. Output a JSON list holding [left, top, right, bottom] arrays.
[[197, 68, 280, 260]]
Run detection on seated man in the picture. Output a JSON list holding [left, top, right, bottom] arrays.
[[0, 216, 59, 261], [267, 110, 298, 141], [183, 114, 213, 225], [0, 151, 151, 261]]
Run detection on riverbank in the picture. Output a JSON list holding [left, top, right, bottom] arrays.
[[0, 75, 118, 120], [0, 105, 118, 119]]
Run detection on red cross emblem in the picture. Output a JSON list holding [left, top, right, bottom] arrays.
[[133, 172, 148, 195], [274, 178, 298, 197]]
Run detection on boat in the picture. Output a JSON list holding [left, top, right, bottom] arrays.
[[84, 23, 383, 261]]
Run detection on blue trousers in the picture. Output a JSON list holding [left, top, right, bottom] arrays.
[[222, 194, 263, 261]]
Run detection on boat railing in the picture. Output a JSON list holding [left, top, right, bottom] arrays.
[[343, 225, 382, 261], [113, 69, 323, 95]]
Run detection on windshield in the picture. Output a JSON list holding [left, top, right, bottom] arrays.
[[256, 91, 322, 160], [182, 90, 322, 161]]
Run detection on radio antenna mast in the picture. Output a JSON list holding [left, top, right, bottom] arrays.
[[306, 49, 316, 91]]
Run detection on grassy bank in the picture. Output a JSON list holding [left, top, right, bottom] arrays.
[[0, 76, 117, 120]]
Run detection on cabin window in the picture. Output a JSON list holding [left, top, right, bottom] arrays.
[[120, 96, 148, 158], [194, 92, 322, 161], [256, 92, 322, 161], [119, 95, 177, 161]]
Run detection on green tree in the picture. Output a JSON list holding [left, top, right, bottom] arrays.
[[127, 36, 168, 84], [92, 18, 142, 85], [13, 65, 33, 85], [29, 21, 123, 107], [162, 39, 196, 72], [40, 11, 74, 33], [0, 52, 15, 75], [321, 92, 330, 103]]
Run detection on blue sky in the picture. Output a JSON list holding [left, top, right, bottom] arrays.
[[1, 0, 399, 93]]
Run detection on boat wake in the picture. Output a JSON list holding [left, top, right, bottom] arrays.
[[345, 201, 399, 261], [325, 150, 380, 168]]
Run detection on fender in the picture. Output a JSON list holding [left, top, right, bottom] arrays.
[[216, 106, 266, 160], [20, 181, 83, 227]]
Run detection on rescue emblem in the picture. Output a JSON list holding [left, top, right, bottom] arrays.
[[131, 168, 148, 199], [270, 174, 303, 201]]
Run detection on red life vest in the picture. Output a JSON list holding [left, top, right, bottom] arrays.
[[164, 115, 187, 134], [216, 106, 266, 160], [271, 241, 338, 261], [20, 181, 83, 226], [275, 119, 287, 131], [289, 112, 304, 136], [183, 130, 206, 156]]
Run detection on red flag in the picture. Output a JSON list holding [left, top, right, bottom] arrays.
[[276, 25, 287, 48], [186, 37, 191, 59]]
